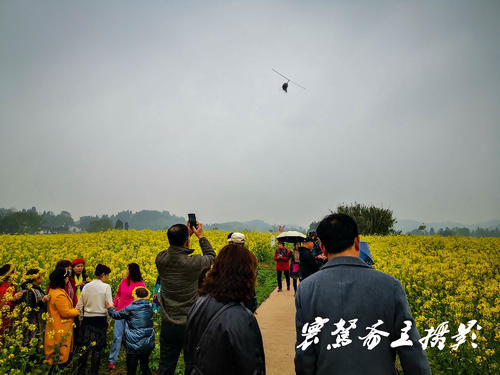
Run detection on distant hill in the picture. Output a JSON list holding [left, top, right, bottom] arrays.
[[78, 210, 186, 231], [473, 220, 500, 230], [3, 206, 496, 235], [110, 210, 186, 230], [205, 219, 306, 233], [395, 219, 500, 233], [99, 212, 306, 233], [205, 219, 271, 232]]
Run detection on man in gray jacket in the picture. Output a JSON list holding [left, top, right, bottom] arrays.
[[295, 214, 431, 375], [156, 221, 216, 375]]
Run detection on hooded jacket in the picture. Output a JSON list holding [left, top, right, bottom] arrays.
[[184, 295, 265, 375], [108, 299, 155, 354]]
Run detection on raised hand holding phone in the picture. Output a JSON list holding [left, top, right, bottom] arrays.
[[191, 222, 204, 239], [188, 213, 197, 229]]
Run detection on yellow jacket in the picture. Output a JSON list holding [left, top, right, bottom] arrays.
[[44, 288, 79, 364]]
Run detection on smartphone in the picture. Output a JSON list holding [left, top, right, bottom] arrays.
[[188, 213, 197, 229]]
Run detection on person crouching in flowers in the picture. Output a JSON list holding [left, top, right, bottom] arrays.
[[20, 268, 51, 341], [107, 263, 146, 370], [106, 287, 155, 375], [76, 264, 112, 375], [44, 268, 80, 368], [0, 264, 25, 339]]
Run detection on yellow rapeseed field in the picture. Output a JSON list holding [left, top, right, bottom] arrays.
[[0, 231, 498, 373], [365, 235, 500, 373], [0, 230, 273, 290]]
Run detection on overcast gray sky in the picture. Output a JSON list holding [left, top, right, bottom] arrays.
[[1, 0, 499, 227]]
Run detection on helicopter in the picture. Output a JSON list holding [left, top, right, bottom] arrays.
[[272, 68, 306, 93]]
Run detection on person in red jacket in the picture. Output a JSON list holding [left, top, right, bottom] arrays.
[[274, 242, 291, 292], [0, 264, 24, 339]]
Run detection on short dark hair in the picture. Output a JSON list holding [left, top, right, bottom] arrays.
[[135, 287, 149, 298], [316, 213, 358, 254], [56, 260, 71, 268], [167, 224, 189, 247], [95, 264, 111, 276]]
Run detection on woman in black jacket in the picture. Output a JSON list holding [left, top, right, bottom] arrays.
[[20, 268, 50, 342], [184, 244, 265, 375]]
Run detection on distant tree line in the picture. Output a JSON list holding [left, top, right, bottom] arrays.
[[407, 226, 500, 237], [0, 207, 43, 234], [0, 207, 184, 234]]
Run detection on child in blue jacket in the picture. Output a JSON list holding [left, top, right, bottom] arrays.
[[107, 287, 155, 375]]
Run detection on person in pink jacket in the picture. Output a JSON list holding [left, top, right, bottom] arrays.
[[108, 263, 146, 369]]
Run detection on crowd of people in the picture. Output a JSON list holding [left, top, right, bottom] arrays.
[[0, 214, 431, 375], [273, 233, 326, 295], [0, 257, 156, 374]]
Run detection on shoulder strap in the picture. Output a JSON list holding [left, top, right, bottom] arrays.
[[193, 302, 238, 361]]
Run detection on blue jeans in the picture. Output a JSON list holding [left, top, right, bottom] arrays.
[[108, 319, 126, 363]]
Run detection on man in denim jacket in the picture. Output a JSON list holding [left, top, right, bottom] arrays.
[[295, 214, 431, 375]]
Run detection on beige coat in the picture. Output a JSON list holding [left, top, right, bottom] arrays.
[[44, 288, 79, 364]]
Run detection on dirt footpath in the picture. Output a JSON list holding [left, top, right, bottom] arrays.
[[256, 287, 297, 375]]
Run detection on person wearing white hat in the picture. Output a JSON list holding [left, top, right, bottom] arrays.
[[227, 232, 245, 245]]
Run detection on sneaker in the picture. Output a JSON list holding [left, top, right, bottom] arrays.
[[277, 288, 282, 292], [108, 363, 115, 370], [287, 286, 290, 291]]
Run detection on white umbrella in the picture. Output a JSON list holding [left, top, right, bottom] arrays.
[[277, 231, 306, 243]]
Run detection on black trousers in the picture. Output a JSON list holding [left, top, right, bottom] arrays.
[[76, 316, 107, 375], [277, 270, 290, 290], [48, 362, 68, 375], [292, 277, 298, 292], [77, 347, 102, 375], [158, 322, 186, 375], [126, 351, 152, 375]]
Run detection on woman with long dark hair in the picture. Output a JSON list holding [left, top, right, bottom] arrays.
[[184, 244, 266, 375], [55, 260, 77, 306], [107, 263, 146, 369]]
